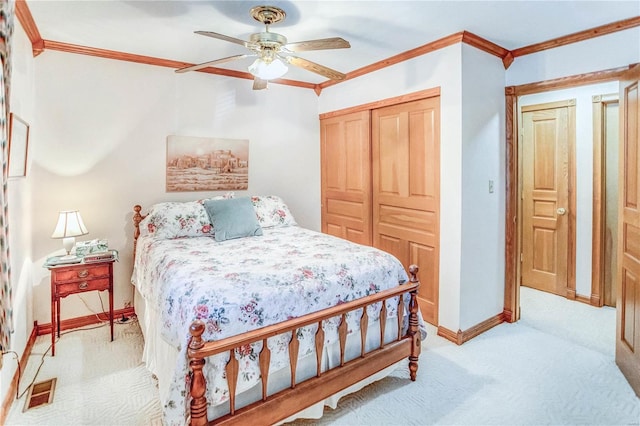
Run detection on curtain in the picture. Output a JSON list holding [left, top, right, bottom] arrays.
[[0, 0, 14, 367]]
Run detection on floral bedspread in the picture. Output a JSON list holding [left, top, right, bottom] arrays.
[[132, 226, 416, 424]]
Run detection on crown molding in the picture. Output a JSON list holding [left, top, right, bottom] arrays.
[[42, 40, 316, 90], [508, 63, 635, 96], [15, 0, 43, 56], [318, 32, 464, 91], [511, 16, 640, 58], [14, 1, 640, 92]]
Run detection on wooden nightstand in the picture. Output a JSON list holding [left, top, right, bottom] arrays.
[[46, 256, 116, 356]]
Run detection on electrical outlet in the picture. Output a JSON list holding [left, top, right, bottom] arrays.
[[124, 301, 132, 309], [488, 180, 495, 193]]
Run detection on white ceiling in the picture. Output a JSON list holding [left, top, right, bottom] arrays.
[[27, 1, 640, 84]]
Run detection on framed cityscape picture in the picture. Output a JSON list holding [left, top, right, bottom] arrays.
[[166, 135, 249, 192]]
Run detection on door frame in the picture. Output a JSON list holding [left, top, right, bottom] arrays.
[[592, 93, 620, 307], [518, 99, 576, 299], [504, 63, 637, 321]]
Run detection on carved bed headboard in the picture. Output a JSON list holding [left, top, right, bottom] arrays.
[[132, 205, 147, 261]]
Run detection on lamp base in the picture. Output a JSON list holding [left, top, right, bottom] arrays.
[[62, 236, 76, 258]]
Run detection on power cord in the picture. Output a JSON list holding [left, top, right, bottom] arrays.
[[1, 350, 21, 400], [22, 322, 114, 401], [4, 299, 138, 403], [77, 293, 138, 325]]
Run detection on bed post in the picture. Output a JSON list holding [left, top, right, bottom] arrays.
[[189, 320, 208, 426], [408, 264, 421, 381], [133, 205, 143, 261]]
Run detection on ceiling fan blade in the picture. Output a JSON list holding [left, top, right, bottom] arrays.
[[284, 37, 350, 52], [195, 31, 256, 49], [286, 56, 347, 81], [175, 54, 251, 73], [253, 77, 268, 90]]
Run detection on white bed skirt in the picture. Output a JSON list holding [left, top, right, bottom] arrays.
[[134, 286, 404, 423]]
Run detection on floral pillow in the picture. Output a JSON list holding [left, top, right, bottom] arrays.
[[139, 194, 235, 239], [250, 195, 297, 228], [139, 202, 212, 239]]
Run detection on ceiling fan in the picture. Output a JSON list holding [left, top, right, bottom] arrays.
[[175, 5, 351, 90]]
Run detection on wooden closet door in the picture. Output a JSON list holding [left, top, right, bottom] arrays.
[[521, 101, 575, 297], [321, 111, 372, 245], [372, 97, 440, 325], [617, 67, 640, 396]]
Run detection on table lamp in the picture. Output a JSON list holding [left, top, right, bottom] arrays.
[[51, 210, 88, 260]]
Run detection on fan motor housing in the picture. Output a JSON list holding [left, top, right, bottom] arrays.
[[250, 32, 288, 49]]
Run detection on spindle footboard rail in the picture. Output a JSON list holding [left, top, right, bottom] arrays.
[[187, 265, 421, 425]]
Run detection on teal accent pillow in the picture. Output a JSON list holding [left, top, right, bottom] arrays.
[[203, 197, 263, 242]]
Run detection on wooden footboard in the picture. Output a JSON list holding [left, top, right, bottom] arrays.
[[188, 265, 421, 426]]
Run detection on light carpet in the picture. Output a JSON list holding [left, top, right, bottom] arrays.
[[6, 288, 640, 425]]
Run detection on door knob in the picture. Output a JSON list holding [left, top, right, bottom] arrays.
[[557, 207, 566, 215]]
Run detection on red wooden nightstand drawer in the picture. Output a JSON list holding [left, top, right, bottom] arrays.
[[53, 264, 110, 282], [56, 278, 110, 298]]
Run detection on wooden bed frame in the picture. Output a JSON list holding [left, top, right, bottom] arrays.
[[133, 204, 422, 425]]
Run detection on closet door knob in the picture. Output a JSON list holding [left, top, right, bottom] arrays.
[[557, 207, 566, 215]]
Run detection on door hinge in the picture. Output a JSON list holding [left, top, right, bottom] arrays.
[[520, 253, 523, 262]]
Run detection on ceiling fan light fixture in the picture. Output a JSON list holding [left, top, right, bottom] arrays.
[[248, 57, 288, 80]]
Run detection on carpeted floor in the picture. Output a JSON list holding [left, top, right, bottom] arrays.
[[6, 287, 640, 425]]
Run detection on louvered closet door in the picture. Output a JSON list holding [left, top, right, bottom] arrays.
[[372, 97, 440, 325], [321, 111, 372, 245]]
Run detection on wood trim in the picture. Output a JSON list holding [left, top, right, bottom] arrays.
[[318, 87, 441, 119], [575, 294, 593, 306], [512, 65, 635, 96], [460, 312, 507, 343], [318, 32, 464, 91], [460, 31, 512, 68], [592, 93, 620, 308], [15, 6, 635, 91], [15, 0, 44, 56], [511, 16, 640, 58], [436, 326, 462, 345], [437, 311, 507, 345], [36, 307, 135, 336], [41, 40, 316, 90], [504, 67, 633, 323], [504, 87, 519, 322], [502, 309, 515, 323], [592, 96, 605, 306], [567, 100, 577, 299], [1, 321, 38, 424]]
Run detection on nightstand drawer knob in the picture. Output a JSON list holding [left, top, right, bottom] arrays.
[[77, 270, 89, 278], [78, 282, 88, 290]]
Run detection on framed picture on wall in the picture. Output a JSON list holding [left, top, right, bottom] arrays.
[[8, 113, 29, 178], [166, 135, 249, 192]]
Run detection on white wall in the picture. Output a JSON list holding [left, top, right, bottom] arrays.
[[29, 51, 320, 326], [519, 81, 619, 298], [1, 21, 36, 407], [319, 45, 465, 331], [507, 28, 640, 86], [459, 44, 506, 330]]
